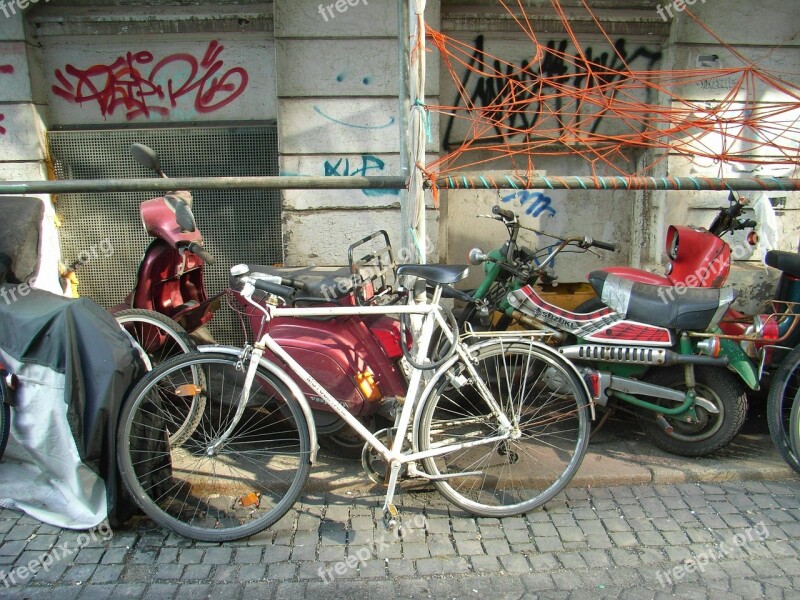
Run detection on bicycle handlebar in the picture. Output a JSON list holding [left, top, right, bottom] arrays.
[[589, 239, 617, 252], [492, 206, 515, 220], [252, 278, 296, 302]]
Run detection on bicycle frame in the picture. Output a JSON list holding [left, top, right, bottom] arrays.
[[235, 281, 516, 516]]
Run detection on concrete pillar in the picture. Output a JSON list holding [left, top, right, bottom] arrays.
[[274, 0, 440, 266], [0, 9, 60, 294]]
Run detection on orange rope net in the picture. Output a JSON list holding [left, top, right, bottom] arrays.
[[426, 0, 800, 180]]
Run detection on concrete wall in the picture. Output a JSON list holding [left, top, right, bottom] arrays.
[[662, 0, 800, 310], [437, 3, 668, 284], [438, 0, 799, 312], [1, 0, 797, 301], [274, 0, 440, 265]]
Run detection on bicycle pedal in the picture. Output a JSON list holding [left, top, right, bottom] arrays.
[[382, 504, 400, 531]]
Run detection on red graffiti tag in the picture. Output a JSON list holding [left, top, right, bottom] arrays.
[[51, 41, 249, 121], [0, 64, 13, 135]]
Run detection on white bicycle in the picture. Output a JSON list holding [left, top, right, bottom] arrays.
[[117, 263, 593, 541]]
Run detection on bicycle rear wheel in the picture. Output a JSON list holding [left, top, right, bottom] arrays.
[[117, 351, 311, 541], [115, 309, 205, 446], [767, 344, 800, 474], [416, 339, 590, 517]]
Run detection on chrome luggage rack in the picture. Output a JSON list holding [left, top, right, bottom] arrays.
[[689, 300, 800, 346]]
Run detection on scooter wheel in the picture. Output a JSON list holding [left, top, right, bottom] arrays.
[[319, 416, 383, 461], [637, 366, 747, 457]]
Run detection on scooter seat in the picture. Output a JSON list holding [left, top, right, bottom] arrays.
[[588, 271, 736, 332], [245, 265, 354, 299], [765, 250, 800, 278], [396, 264, 469, 285]]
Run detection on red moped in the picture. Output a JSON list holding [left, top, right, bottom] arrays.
[[65, 144, 219, 368]]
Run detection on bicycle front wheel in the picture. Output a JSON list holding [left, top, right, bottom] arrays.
[[767, 344, 800, 474], [416, 340, 591, 517], [117, 351, 311, 541], [791, 385, 800, 469]]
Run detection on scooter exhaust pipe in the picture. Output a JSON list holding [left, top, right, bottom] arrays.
[[559, 345, 728, 367]]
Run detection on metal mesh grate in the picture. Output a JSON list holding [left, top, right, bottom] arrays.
[[48, 125, 282, 346]]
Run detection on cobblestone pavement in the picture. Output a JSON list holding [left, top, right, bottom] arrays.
[[0, 479, 798, 599]]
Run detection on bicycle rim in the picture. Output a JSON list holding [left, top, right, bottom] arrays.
[[118, 352, 311, 541], [417, 341, 590, 517]]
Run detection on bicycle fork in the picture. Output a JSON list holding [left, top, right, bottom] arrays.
[[207, 346, 264, 455]]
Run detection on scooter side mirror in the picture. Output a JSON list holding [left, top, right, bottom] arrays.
[[131, 143, 162, 173], [469, 248, 487, 265], [174, 200, 197, 233]]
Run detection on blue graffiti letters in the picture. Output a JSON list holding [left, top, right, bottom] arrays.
[[501, 190, 556, 217], [323, 155, 400, 197]]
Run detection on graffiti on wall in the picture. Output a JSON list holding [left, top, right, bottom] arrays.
[[501, 189, 557, 217], [323, 155, 400, 197], [51, 41, 249, 121], [314, 105, 396, 130], [0, 64, 13, 135], [443, 35, 663, 149]]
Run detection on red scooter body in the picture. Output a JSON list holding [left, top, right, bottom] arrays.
[[111, 161, 220, 333], [257, 313, 408, 417], [236, 231, 409, 431], [594, 195, 763, 343], [601, 225, 731, 288], [129, 238, 215, 333]]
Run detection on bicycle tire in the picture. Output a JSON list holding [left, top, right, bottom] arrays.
[[767, 344, 800, 474], [0, 384, 9, 461], [791, 385, 800, 470], [115, 309, 205, 446], [117, 351, 311, 541], [416, 339, 590, 517], [115, 309, 197, 365]]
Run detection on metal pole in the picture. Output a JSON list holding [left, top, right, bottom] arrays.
[[1, 174, 796, 195], [407, 0, 427, 264], [397, 0, 411, 255], [0, 176, 408, 195], [432, 175, 800, 192]]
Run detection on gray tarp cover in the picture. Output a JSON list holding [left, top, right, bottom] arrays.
[[0, 288, 140, 528]]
